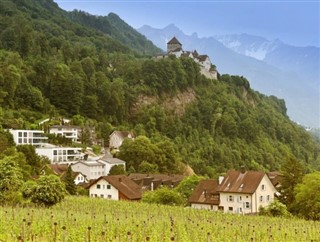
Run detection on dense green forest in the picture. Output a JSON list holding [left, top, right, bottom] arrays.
[[0, 0, 319, 178]]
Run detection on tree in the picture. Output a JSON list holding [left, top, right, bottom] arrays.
[[142, 187, 183, 206], [279, 157, 305, 207], [31, 175, 66, 206], [109, 164, 126, 175], [294, 171, 320, 220], [175, 175, 204, 204], [63, 166, 77, 195], [0, 156, 23, 204]]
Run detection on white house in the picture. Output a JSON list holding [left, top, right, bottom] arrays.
[[189, 170, 278, 214], [71, 160, 105, 180], [109, 131, 134, 149], [88, 175, 141, 200], [188, 179, 220, 211], [49, 125, 81, 142], [98, 156, 126, 175], [9, 129, 48, 147], [41, 164, 88, 185], [36, 146, 83, 164]]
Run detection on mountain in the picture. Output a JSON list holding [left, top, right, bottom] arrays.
[[0, 0, 319, 176], [138, 25, 320, 128], [215, 33, 319, 85], [67, 10, 162, 56]]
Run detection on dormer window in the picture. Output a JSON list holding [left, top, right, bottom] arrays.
[[227, 183, 231, 188], [240, 184, 244, 188]]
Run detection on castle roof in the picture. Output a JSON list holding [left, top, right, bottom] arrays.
[[167, 37, 182, 45]]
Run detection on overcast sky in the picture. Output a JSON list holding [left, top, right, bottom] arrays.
[[54, 0, 320, 47]]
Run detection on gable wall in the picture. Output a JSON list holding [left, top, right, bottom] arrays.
[[89, 179, 119, 200]]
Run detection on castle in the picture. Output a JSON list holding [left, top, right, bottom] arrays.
[[157, 37, 217, 80]]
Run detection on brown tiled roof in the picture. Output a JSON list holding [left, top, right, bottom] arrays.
[[128, 173, 184, 190], [188, 179, 220, 205], [167, 37, 182, 45], [267, 171, 283, 188], [49, 164, 68, 175], [92, 175, 141, 200], [217, 170, 265, 194]]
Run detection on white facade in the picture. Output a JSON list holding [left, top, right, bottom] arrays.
[[49, 126, 80, 142], [191, 203, 218, 211], [109, 131, 134, 149], [74, 173, 88, 185], [36, 147, 83, 164], [89, 179, 119, 200], [199, 57, 211, 70], [71, 161, 105, 180], [218, 175, 277, 214], [99, 157, 126, 175], [9, 129, 48, 147]]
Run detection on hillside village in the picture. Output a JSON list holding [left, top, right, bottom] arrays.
[[8, 119, 284, 215]]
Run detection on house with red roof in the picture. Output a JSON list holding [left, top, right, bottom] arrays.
[[88, 175, 141, 201], [189, 170, 278, 214]]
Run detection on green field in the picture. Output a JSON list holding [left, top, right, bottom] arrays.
[[0, 197, 319, 242]]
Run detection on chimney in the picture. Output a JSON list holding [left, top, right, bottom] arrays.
[[218, 176, 224, 184], [240, 165, 246, 174]]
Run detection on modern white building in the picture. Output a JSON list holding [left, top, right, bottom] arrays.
[[9, 129, 48, 147], [71, 160, 105, 180], [36, 146, 83, 164], [49, 125, 81, 142]]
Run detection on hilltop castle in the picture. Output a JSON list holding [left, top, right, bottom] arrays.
[[157, 37, 217, 80]]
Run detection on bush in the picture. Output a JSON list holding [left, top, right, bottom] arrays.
[[31, 175, 66, 206], [259, 200, 291, 217]]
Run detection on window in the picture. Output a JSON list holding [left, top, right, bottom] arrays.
[[266, 195, 270, 202], [18, 138, 22, 143], [107, 194, 112, 199], [97, 184, 101, 189], [261, 184, 266, 191], [239, 207, 243, 213], [238, 196, 242, 202], [228, 207, 233, 212], [107, 185, 111, 189], [218, 206, 224, 211], [227, 195, 234, 202], [260, 196, 264, 202], [245, 202, 250, 209], [18, 132, 22, 137], [100, 194, 104, 198]]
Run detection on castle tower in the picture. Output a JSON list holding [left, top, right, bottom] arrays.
[[167, 37, 182, 53]]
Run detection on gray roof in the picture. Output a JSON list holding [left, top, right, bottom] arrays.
[[99, 156, 126, 164]]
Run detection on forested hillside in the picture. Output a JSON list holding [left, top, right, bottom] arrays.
[[0, 0, 319, 177]]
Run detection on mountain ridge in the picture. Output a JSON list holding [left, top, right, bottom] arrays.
[[138, 24, 320, 128]]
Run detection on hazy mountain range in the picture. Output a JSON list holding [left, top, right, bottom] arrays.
[[138, 24, 319, 128]]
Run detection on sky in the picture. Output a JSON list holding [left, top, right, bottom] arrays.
[[54, 0, 320, 47]]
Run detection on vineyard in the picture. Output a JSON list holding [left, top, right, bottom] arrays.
[[0, 197, 319, 242]]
